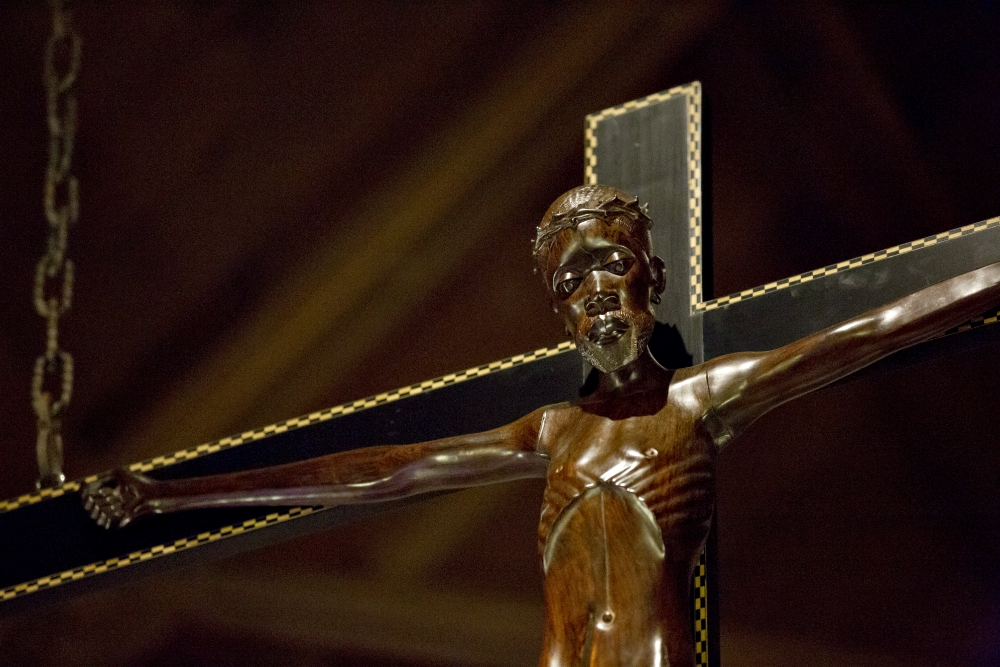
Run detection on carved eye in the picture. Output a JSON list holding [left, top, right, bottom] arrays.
[[556, 277, 581, 295], [603, 255, 633, 276]]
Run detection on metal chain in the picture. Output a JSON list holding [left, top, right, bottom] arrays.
[[33, 0, 81, 489]]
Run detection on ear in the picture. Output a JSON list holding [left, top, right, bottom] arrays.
[[649, 255, 666, 301]]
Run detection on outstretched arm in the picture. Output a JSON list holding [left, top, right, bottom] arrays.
[[704, 261, 1000, 445], [84, 405, 553, 528]]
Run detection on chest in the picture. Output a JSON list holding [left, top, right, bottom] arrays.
[[541, 403, 713, 490]]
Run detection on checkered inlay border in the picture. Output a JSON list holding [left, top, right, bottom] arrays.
[[1, 341, 577, 604], [584, 82, 705, 310], [587, 86, 710, 664], [945, 306, 1000, 336], [584, 87, 1000, 323], [0, 478, 95, 514], [693, 549, 710, 666], [699, 216, 1000, 312], [0, 341, 577, 514], [0, 507, 316, 602]]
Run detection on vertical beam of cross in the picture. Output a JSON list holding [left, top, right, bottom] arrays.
[[0, 82, 720, 664], [5, 80, 1000, 667], [585, 82, 718, 667], [586, 82, 708, 366]]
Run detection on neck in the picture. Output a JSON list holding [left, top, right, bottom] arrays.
[[594, 349, 670, 398]]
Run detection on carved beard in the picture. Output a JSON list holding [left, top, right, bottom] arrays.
[[577, 308, 655, 374]]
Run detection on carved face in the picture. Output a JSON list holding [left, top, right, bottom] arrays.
[[542, 216, 665, 373]]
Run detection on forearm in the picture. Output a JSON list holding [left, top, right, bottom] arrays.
[[144, 444, 548, 514], [709, 261, 1000, 437], [143, 446, 398, 513], [136, 409, 551, 516], [816, 260, 1000, 375]]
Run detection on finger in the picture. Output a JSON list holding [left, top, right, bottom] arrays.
[[83, 495, 93, 510]]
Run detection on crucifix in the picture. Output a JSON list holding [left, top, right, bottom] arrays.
[[3, 83, 1000, 666]]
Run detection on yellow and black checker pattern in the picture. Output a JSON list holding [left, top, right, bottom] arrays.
[[0, 481, 88, 514], [0, 341, 576, 603], [945, 305, 1000, 336], [698, 216, 1000, 313], [692, 550, 710, 666], [587, 83, 712, 664], [584, 82, 705, 311], [1, 341, 576, 515], [0, 507, 316, 601], [127, 340, 575, 473], [584, 84, 1000, 325]]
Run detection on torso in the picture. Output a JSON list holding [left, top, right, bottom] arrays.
[[536, 366, 718, 667]]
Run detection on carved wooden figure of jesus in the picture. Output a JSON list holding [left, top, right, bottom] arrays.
[[84, 184, 1000, 667]]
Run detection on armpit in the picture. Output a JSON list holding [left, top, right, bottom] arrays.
[[701, 404, 734, 450], [702, 367, 736, 450], [534, 404, 569, 457], [672, 364, 737, 450]]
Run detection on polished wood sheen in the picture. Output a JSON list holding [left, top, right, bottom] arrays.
[[84, 185, 1000, 666]]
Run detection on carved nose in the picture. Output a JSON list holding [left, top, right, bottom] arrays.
[[585, 292, 620, 316]]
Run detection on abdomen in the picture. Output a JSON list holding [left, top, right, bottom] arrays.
[[540, 483, 696, 667]]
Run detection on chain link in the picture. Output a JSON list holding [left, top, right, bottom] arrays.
[[33, 0, 81, 489]]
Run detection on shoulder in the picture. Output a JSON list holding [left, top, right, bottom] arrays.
[[667, 364, 712, 412], [536, 401, 577, 433], [670, 362, 738, 449], [522, 402, 575, 456]]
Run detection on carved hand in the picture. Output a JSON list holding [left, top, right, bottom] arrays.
[[82, 468, 158, 529]]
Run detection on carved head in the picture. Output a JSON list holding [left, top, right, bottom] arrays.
[[535, 185, 665, 373]]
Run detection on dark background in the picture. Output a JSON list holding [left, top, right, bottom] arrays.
[[2, 2, 1000, 665]]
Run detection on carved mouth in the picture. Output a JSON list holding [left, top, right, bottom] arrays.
[[587, 315, 629, 346]]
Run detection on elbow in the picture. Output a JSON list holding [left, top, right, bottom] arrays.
[[832, 312, 884, 341], [828, 308, 907, 356]]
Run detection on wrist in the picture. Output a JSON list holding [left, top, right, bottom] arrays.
[[137, 478, 174, 515]]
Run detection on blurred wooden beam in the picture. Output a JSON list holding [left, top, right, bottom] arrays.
[[194, 569, 544, 667], [102, 0, 729, 468], [721, 630, 923, 667]]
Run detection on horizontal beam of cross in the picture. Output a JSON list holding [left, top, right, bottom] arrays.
[[0, 345, 581, 612], [3, 87, 1000, 667], [5, 213, 1000, 614]]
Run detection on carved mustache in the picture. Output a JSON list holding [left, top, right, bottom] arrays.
[[585, 312, 633, 345]]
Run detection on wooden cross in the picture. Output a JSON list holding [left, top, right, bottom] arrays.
[[3, 83, 1000, 666]]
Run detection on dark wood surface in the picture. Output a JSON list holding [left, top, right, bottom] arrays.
[[2, 3, 1000, 667], [74, 185, 1000, 667], [0, 351, 582, 607]]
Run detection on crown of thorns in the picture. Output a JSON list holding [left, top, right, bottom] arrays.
[[532, 195, 652, 259]]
